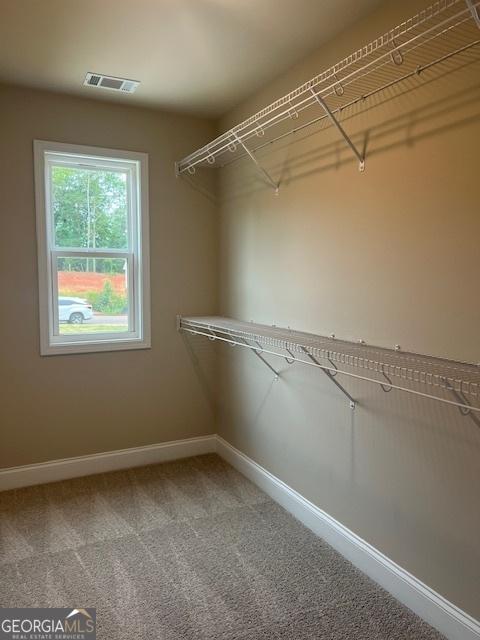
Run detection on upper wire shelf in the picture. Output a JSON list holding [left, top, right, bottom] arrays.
[[179, 316, 480, 420], [175, 0, 480, 187]]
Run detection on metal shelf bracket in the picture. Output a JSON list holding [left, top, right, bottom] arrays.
[[466, 0, 480, 28], [444, 379, 480, 427], [239, 337, 280, 379], [301, 346, 356, 410], [380, 365, 394, 393], [231, 133, 280, 194], [310, 89, 365, 172]]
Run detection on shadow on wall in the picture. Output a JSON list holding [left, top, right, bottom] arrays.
[[180, 332, 218, 416], [179, 171, 218, 205], [217, 56, 480, 202]]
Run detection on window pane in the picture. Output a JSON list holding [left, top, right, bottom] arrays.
[[52, 166, 128, 249], [57, 258, 129, 335]]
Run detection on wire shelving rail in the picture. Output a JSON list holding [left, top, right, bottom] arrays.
[[175, 0, 480, 191], [178, 316, 480, 421]]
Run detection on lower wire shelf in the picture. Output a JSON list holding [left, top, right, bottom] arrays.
[[178, 315, 480, 422]]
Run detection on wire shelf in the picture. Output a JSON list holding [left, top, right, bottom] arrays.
[[179, 316, 480, 416], [175, 0, 480, 179]]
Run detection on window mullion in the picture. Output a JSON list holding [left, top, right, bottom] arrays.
[[52, 249, 130, 260]]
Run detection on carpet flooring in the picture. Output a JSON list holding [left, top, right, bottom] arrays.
[[0, 454, 444, 639]]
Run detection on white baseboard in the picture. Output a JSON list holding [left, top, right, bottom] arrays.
[[216, 435, 480, 640], [0, 435, 217, 492]]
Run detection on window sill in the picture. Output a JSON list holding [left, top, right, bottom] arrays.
[[40, 337, 151, 356]]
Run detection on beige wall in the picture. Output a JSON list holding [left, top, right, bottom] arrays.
[[1, 0, 479, 622], [0, 84, 218, 469], [217, 0, 480, 620]]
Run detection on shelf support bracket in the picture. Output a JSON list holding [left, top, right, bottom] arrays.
[[310, 89, 365, 172], [445, 381, 480, 428], [232, 133, 279, 194], [239, 337, 280, 379], [466, 0, 480, 28], [301, 346, 356, 409], [380, 364, 394, 392]]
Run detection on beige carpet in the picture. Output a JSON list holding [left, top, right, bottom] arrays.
[[0, 454, 444, 639]]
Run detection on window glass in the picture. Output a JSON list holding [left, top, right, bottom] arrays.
[[56, 257, 129, 335], [52, 166, 128, 250]]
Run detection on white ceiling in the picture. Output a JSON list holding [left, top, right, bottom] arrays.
[[0, 0, 383, 117]]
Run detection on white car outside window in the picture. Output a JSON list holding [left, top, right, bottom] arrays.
[[58, 297, 93, 324]]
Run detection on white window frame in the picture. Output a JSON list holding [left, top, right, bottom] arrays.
[[34, 140, 151, 355]]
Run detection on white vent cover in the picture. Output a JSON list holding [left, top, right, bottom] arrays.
[[84, 73, 140, 94]]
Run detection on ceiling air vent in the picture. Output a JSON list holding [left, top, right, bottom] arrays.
[[84, 72, 140, 94]]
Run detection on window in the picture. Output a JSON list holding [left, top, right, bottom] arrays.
[[34, 141, 150, 355]]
